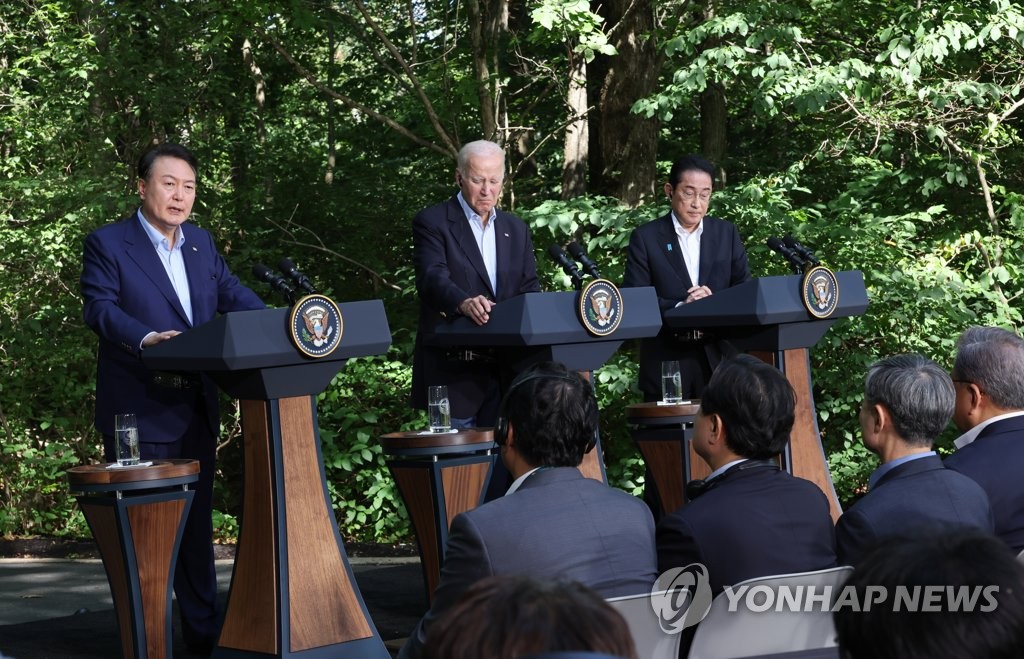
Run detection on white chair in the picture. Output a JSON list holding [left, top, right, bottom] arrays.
[[606, 590, 683, 659], [687, 566, 854, 659]]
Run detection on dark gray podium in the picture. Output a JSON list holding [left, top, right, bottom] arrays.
[[426, 288, 662, 481], [144, 301, 391, 659], [662, 271, 869, 519]]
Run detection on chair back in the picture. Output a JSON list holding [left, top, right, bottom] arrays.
[[1017, 548, 1024, 563], [687, 566, 853, 659], [605, 590, 683, 659]]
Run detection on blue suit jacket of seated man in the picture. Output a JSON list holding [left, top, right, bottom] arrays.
[[397, 467, 658, 659]]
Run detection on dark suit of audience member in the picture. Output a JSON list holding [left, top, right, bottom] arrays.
[[834, 531, 1024, 659], [399, 363, 658, 659], [656, 355, 837, 596], [81, 143, 264, 654], [837, 354, 994, 565], [623, 155, 749, 401], [944, 326, 1024, 553], [411, 140, 540, 428]]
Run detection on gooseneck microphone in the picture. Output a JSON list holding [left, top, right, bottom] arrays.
[[567, 241, 601, 279], [278, 257, 317, 294], [252, 263, 296, 305], [547, 244, 584, 290], [782, 236, 821, 267], [766, 237, 808, 275]]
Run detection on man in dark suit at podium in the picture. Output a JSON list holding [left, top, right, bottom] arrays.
[[81, 143, 265, 654], [835, 354, 993, 566], [411, 140, 541, 428], [656, 355, 836, 595], [945, 326, 1024, 553], [623, 154, 750, 400], [398, 362, 658, 659]]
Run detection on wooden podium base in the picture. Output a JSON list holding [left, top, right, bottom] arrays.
[[68, 459, 199, 659], [216, 396, 387, 659]]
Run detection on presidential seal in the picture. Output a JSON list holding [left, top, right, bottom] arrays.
[[577, 278, 623, 337], [801, 266, 839, 319], [289, 294, 344, 358]]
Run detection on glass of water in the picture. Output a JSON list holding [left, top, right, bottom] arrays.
[[114, 413, 140, 466], [661, 360, 683, 404], [428, 385, 452, 433]]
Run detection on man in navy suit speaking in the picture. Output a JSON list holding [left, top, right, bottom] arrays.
[[81, 143, 265, 654], [623, 154, 750, 401], [411, 140, 540, 428]]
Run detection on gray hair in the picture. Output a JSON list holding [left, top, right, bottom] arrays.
[[457, 140, 506, 178], [953, 326, 1024, 410], [864, 353, 955, 447]]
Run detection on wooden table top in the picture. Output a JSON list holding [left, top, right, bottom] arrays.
[[379, 428, 495, 453], [67, 458, 200, 487], [626, 401, 701, 419]]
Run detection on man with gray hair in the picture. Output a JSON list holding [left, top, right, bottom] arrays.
[[836, 353, 993, 565], [945, 326, 1024, 553], [410, 140, 540, 431]]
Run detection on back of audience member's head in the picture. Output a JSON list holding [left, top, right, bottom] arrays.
[[504, 362, 598, 467], [834, 531, 1024, 659], [953, 326, 1024, 410], [424, 576, 637, 659], [701, 354, 795, 459], [863, 353, 954, 447]]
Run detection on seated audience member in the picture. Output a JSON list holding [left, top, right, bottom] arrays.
[[424, 576, 637, 659], [944, 325, 1024, 553], [836, 354, 993, 565], [398, 362, 658, 659], [834, 531, 1024, 659], [656, 354, 837, 595]]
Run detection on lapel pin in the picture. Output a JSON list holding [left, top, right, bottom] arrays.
[[666, 243, 673, 251], [504, 232, 510, 237], [192, 246, 198, 252]]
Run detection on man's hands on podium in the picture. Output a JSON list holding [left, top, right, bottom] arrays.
[[458, 295, 494, 326], [142, 330, 182, 349], [674, 285, 713, 307]]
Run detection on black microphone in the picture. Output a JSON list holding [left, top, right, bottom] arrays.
[[782, 236, 821, 267], [278, 257, 317, 294], [766, 237, 808, 275], [252, 263, 296, 304], [567, 241, 601, 279], [547, 244, 583, 290]]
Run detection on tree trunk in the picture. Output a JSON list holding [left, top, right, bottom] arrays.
[[466, 0, 509, 142], [594, 0, 662, 206], [700, 82, 727, 183], [562, 57, 589, 199]]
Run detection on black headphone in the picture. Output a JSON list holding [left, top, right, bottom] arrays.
[[684, 459, 780, 502], [494, 371, 596, 454]]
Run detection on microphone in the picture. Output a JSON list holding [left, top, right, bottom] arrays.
[[567, 241, 601, 279], [766, 237, 808, 275], [252, 263, 296, 304], [278, 257, 317, 294], [782, 236, 821, 267], [547, 244, 583, 290]]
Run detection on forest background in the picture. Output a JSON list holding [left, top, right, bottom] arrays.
[[3, 0, 1024, 543]]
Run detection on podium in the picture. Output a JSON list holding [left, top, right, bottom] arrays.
[[427, 288, 662, 481], [143, 301, 392, 659], [662, 271, 869, 520], [68, 460, 199, 659]]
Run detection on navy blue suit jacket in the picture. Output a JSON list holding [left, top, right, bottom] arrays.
[[836, 454, 994, 565], [945, 415, 1024, 552], [81, 212, 265, 442], [623, 214, 749, 399], [656, 463, 837, 595], [411, 195, 540, 417], [398, 467, 657, 659]]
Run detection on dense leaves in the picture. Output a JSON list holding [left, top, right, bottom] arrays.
[[2, 0, 1023, 540]]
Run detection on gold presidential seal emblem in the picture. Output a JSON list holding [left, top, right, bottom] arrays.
[[577, 278, 623, 337], [801, 266, 839, 319], [289, 294, 344, 358]]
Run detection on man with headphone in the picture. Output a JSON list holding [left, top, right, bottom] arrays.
[[656, 355, 837, 596], [398, 362, 657, 659]]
